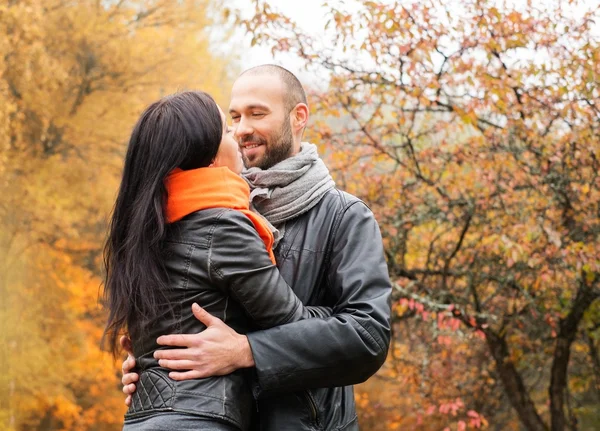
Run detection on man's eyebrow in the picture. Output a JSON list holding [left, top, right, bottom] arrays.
[[229, 104, 270, 114]]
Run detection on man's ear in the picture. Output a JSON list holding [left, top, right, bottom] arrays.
[[291, 103, 309, 134]]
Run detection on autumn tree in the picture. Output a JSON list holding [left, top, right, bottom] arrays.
[[241, 0, 600, 429], [0, 1, 237, 429]]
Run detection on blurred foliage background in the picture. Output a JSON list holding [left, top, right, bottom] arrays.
[[1, 1, 599, 430]]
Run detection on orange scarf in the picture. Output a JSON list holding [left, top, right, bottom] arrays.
[[165, 167, 276, 264]]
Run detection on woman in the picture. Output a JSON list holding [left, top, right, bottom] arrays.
[[103, 91, 327, 430]]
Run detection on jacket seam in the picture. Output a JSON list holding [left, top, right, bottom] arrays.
[[176, 389, 230, 400], [260, 364, 349, 381], [180, 244, 195, 290], [336, 414, 358, 430], [166, 208, 231, 248], [350, 314, 386, 352], [165, 239, 208, 247], [286, 246, 327, 253], [207, 209, 231, 284]]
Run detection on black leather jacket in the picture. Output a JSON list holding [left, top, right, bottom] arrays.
[[126, 189, 392, 431], [248, 189, 392, 430], [125, 209, 331, 430]]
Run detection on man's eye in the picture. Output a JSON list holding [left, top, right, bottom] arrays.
[[231, 116, 240, 123], [252, 113, 265, 117]]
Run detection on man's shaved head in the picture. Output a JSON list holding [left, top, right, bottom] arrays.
[[239, 64, 308, 113]]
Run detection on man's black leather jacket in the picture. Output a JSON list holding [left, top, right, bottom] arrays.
[[248, 189, 392, 430]]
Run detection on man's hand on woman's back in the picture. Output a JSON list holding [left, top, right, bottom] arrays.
[[120, 303, 255, 406]]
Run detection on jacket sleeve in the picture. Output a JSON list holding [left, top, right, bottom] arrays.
[[246, 201, 392, 393], [209, 210, 331, 328]]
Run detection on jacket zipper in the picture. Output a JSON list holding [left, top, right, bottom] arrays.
[[303, 390, 319, 425]]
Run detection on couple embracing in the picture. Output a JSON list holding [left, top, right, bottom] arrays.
[[103, 64, 392, 431]]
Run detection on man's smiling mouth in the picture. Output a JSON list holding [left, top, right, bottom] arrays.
[[242, 143, 262, 149]]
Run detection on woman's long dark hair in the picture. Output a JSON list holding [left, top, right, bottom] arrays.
[[103, 91, 223, 356]]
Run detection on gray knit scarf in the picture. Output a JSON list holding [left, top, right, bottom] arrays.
[[242, 142, 335, 244]]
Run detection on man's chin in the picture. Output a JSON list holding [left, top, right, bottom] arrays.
[[242, 156, 262, 170], [242, 147, 266, 167]]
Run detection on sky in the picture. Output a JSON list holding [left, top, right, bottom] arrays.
[[228, 0, 333, 84]]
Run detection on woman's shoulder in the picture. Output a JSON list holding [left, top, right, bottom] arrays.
[[167, 208, 257, 244], [166, 208, 232, 244]]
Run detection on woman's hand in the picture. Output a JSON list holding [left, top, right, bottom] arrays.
[[120, 335, 138, 407]]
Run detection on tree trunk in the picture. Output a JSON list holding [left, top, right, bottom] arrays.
[[584, 329, 600, 400], [549, 281, 599, 431], [485, 330, 548, 431]]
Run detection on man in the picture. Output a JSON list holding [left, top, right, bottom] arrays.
[[121, 65, 392, 430]]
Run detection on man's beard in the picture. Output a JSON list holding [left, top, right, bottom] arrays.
[[241, 118, 294, 170]]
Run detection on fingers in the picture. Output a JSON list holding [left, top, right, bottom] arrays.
[[122, 382, 137, 396], [168, 370, 205, 381], [125, 395, 132, 407], [155, 305, 223, 347], [120, 335, 133, 355], [122, 372, 139, 386], [121, 355, 136, 374], [153, 348, 198, 361], [156, 333, 197, 347], [158, 359, 200, 370], [191, 303, 222, 327]]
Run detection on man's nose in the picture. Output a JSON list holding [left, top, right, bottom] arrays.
[[234, 117, 252, 140]]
